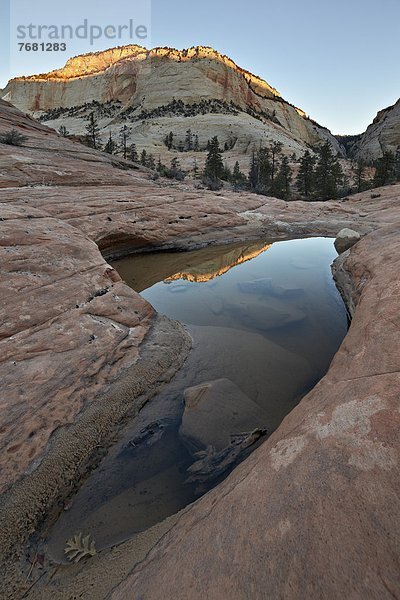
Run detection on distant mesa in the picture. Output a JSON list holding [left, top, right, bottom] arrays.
[[1, 44, 344, 163]]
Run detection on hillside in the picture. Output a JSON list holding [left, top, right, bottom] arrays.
[[1, 45, 343, 170], [351, 98, 400, 161]]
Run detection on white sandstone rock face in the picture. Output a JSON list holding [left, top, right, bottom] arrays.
[[1, 45, 343, 166], [334, 228, 361, 254], [352, 98, 400, 161]]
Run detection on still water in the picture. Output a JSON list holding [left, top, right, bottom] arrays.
[[47, 238, 347, 560]]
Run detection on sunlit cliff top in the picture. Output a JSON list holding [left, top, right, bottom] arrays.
[[10, 44, 282, 99]]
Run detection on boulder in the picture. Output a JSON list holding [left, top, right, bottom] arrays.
[[179, 378, 268, 454], [334, 228, 361, 254]]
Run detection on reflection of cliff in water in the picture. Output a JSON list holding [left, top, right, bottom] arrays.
[[164, 243, 272, 283], [113, 242, 272, 293]]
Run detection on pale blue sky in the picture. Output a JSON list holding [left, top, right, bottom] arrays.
[[1, 0, 399, 134]]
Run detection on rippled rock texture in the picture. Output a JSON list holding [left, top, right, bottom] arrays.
[[112, 223, 400, 600], [0, 98, 399, 599]]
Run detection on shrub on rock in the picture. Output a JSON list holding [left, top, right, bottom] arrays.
[[0, 129, 28, 146]]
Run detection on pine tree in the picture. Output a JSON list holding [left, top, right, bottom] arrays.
[[373, 151, 396, 187], [128, 143, 138, 162], [221, 162, 232, 181], [248, 147, 271, 193], [314, 142, 343, 200], [271, 141, 283, 183], [194, 134, 200, 152], [232, 161, 246, 189], [140, 149, 148, 166], [185, 129, 193, 151], [204, 136, 224, 182], [85, 112, 101, 149], [332, 158, 344, 194], [165, 132, 174, 150], [248, 149, 259, 190], [119, 125, 129, 159], [395, 150, 400, 182], [273, 155, 292, 199], [258, 147, 272, 191], [353, 160, 367, 193], [147, 153, 156, 170], [167, 157, 185, 181], [297, 150, 316, 198], [104, 131, 118, 155], [233, 161, 241, 181]]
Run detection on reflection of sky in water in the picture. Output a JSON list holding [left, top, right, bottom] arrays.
[[142, 238, 346, 345], [121, 236, 348, 430], [139, 237, 348, 413]]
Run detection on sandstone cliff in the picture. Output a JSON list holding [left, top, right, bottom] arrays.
[[1, 45, 343, 167], [351, 98, 400, 161]]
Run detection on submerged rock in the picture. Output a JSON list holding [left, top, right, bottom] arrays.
[[128, 420, 170, 448], [226, 300, 306, 331], [239, 277, 274, 295], [186, 428, 268, 485], [334, 228, 361, 254], [179, 378, 267, 454], [239, 277, 304, 299]]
